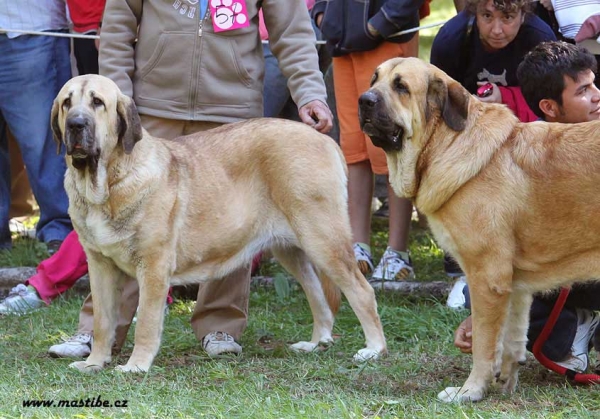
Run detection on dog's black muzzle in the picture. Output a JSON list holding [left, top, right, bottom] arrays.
[[358, 90, 404, 152], [65, 113, 99, 170]]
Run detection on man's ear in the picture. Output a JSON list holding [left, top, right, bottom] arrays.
[[539, 98, 559, 120]]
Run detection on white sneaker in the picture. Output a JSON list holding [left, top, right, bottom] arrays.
[[202, 331, 242, 357], [446, 276, 467, 309], [371, 247, 415, 281], [556, 309, 600, 372], [353, 243, 374, 275], [0, 284, 44, 315], [48, 333, 93, 358], [556, 353, 588, 373]]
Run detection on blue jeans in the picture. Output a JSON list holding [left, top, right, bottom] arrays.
[[0, 33, 73, 248], [262, 43, 299, 120]]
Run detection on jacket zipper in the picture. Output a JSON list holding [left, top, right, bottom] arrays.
[[198, 6, 209, 36], [191, 8, 210, 119]]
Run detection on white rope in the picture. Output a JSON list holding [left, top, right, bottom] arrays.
[[0, 28, 99, 39], [0, 20, 447, 43]]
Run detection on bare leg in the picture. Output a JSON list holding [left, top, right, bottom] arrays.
[[386, 179, 412, 251], [348, 161, 374, 244]]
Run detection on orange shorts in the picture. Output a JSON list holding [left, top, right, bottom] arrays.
[[333, 37, 418, 175]]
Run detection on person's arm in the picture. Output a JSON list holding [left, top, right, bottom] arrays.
[[430, 13, 467, 83], [367, 0, 424, 39], [262, 0, 331, 132], [98, 0, 142, 97]]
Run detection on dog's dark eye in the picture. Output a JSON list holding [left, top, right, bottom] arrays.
[[393, 76, 409, 94], [370, 72, 378, 87], [63, 97, 71, 108], [92, 97, 104, 107]]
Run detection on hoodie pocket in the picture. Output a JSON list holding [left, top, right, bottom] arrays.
[[196, 32, 259, 107], [136, 32, 195, 105]]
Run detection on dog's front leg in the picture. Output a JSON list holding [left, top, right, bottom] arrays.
[[438, 269, 512, 402], [115, 261, 169, 373], [70, 251, 122, 373], [496, 290, 532, 393]]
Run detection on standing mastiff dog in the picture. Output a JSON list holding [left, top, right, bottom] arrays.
[[51, 74, 386, 373], [359, 57, 600, 402]]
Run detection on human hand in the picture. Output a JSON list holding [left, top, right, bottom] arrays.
[[454, 315, 473, 354], [299, 100, 333, 134], [475, 81, 501, 104]]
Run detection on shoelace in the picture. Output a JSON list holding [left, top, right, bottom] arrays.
[[63, 334, 91, 343], [8, 283, 29, 297]]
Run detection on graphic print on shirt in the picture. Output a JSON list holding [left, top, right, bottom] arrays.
[[173, 0, 198, 19], [477, 68, 507, 86]]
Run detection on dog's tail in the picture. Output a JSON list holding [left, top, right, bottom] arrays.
[[319, 271, 342, 315]]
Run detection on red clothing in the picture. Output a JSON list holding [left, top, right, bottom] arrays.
[[499, 86, 538, 123], [67, 0, 105, 33], [26, 230, 88, 303]]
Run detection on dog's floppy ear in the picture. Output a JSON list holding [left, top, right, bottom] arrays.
[[116, 93, 143, 154], [425, 76, 469, 132], [50, 99, 63, 154]]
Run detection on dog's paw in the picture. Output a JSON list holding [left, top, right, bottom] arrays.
[[290, 341, 319, 353], [69, 361, 104, 373], [115, 363, 149, 373], [353, 348, 380, 362], [437, 386, 485, 403]]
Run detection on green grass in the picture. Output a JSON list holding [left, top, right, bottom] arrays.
[[2, 220, 600, 417], [2, 280, 600, 418]]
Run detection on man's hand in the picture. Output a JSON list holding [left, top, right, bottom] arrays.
[[454, 315, 473, 354], [299, 100, 333, 134]]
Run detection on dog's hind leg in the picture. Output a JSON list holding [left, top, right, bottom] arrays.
[[70, 251, 122, 373], [438, 265, 513, 403], [115, 258, 171, 373], [297, 240, 387, 361], [496, 290, 532, 393], [271, 246, 337, 352]]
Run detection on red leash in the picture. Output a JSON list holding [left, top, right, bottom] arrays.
[[531, 287, 600, 384]]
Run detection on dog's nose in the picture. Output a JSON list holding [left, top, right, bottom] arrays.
[[67, 116, 88, 131], [358, 91, 380, 108]]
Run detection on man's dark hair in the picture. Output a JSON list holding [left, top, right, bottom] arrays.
[[465, 0, 534, 15], [517, 41, 597, 118]]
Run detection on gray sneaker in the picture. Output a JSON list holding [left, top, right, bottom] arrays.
[[353, 243, 374, 276], [202, 331, 242, 357], [371, 247, 415, 281], [48, 333, 93, 359], [0, 284, 44, 315]]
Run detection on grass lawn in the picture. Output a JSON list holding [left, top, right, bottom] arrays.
[[2, 220, 600, 418], [3, 1, 600, 417]]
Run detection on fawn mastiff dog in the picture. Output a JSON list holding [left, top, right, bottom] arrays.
[[359, 57, 600, 402], [51, 74, 386, 373]]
